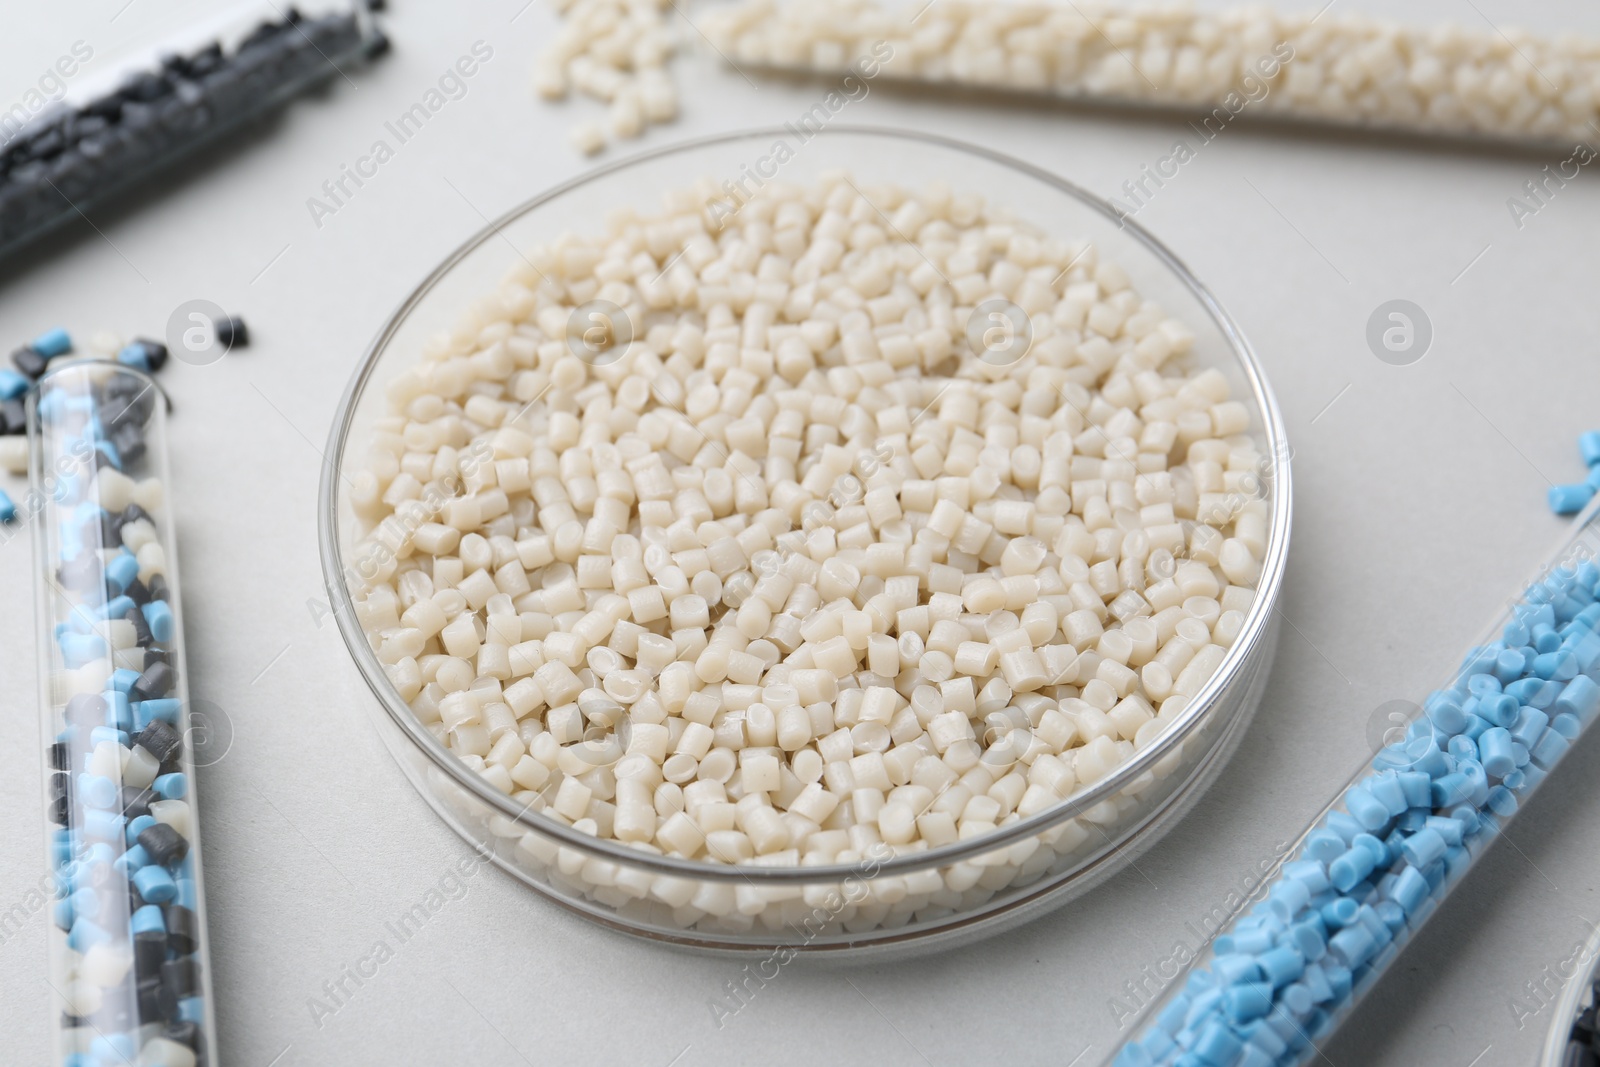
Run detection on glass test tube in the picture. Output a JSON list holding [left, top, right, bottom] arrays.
[[30, 362, 216, 1067], [0, 0, 385, 263], [1109, 504, 1600, 1066]]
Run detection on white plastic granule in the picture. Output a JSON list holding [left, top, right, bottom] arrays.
[[702, 0, 1600, 147], [349, 172, 1270, 879], [537, 0, 679, 155]]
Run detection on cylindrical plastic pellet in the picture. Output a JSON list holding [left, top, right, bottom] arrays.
[[29, 363, 217, 1067]]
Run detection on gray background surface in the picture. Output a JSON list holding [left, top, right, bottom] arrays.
[[3, 2, 1600, 1064]]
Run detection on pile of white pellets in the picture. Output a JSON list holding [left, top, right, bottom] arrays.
[[702, 0, 1600, 146], [349, 172, 1270, 882], [536, 0, 679, 155]]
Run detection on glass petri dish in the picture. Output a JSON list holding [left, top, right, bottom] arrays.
[[318, 126, 1293, 956]]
